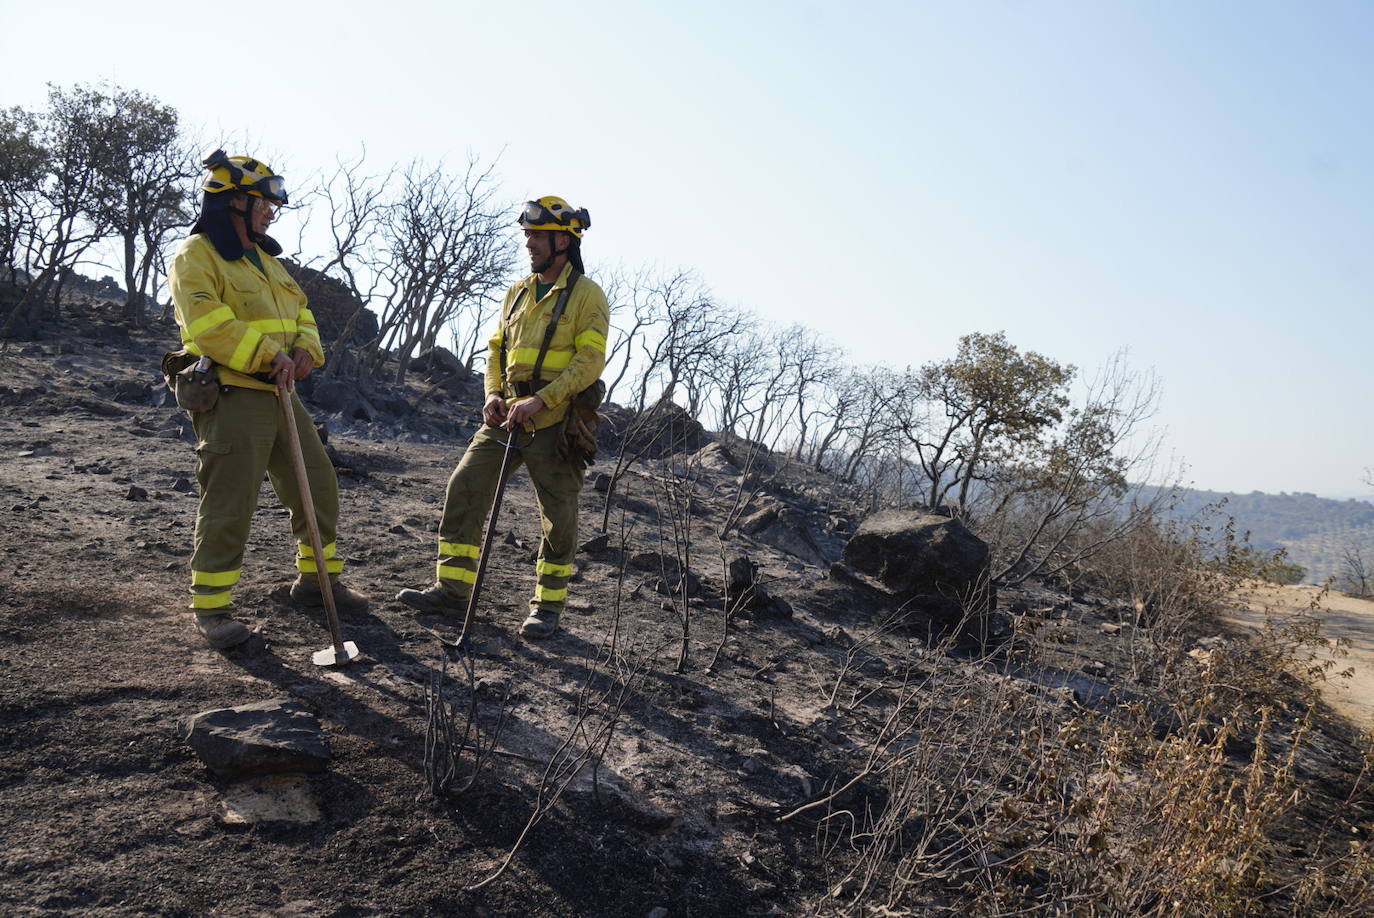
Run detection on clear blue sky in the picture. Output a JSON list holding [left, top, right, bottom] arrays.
[[4, 1, 1371, 497]]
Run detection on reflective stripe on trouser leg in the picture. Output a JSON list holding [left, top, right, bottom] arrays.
[[190, 567, 240, 610], [297, 541, 344, 575], [435, 426, 527, 600], [189, 388, 283, 610], [266, 391, 341, 568], [436, 541, 479, 595], [522, 426, 585, 612]]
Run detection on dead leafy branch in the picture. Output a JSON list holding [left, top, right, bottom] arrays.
[[423, 650, 513, 799]]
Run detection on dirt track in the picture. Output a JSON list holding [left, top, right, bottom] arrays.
[[1226, 583, 1374, 731]]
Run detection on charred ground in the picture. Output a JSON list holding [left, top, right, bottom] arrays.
[[1, 300, 1371, 917]]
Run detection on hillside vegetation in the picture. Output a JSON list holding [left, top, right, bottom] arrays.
[[1160, 488, 1374, 586]]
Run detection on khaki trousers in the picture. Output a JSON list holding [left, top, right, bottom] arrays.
[[188, 386, 341, 611], [435, 424, 583, 613]]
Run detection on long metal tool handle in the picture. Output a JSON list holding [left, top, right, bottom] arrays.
[[457, 429, 521, 647], [278, 382, 347, 656]]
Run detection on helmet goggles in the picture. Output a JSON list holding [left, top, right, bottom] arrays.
[[518, 197, 590, 237], [201, 149, 289, 206]]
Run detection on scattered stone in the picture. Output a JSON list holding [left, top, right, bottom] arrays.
[[172, 477, 194, 493], [726, 555, 758, 593], [823, 626, 854, 648], [110, 380, 152, 404], [183, 698, 330, 778], [1099, 622, 1122, 635], [125, 485, 149, 501], [592, 473, 612, 493], [646, 908, 669, 918], [219, 774, 321, 826], [388, 524, 407, 535], [579, 533, 611, 553], [630, 551, 701, 596]]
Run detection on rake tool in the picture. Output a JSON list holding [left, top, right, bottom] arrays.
[[453, 425, 526, 650], [279, 379, 360, 666]]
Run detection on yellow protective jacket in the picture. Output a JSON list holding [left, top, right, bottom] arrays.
[[486, 262, 609, 429], [167, 234, 325, 392]]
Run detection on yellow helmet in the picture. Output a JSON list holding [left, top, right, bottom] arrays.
[[200, 149, 288, 205], [518, 196, 590, 238]]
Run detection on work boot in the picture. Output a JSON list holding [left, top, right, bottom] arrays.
[[194, 612, 251, 650], [396, 584, 467, 617], [519, 608, 561, 640], [290, 575, 370, 615]]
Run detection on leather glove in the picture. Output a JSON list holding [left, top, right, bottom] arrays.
[[558, 396, 602, 467]]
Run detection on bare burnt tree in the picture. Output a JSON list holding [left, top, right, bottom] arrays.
[[836, 366, 904, 484], [308, 152, 512, 383], [593, 262, 638, 404], [628, 269, 750, 415], [772, 323, 842, 462], [715, 327, 773, 437], [373, 158, 512, 384], [1342, 546, 1372, 598]]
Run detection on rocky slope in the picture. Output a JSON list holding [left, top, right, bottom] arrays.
[[1, 301, 1371, 917]]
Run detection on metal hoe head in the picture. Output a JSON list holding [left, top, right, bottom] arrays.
[[312, 641, 361, 667]]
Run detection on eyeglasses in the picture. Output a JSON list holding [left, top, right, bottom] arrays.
[[254, 197, 281, 221]]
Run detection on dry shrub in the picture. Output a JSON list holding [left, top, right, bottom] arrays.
[[807, 512, 1374, 916]]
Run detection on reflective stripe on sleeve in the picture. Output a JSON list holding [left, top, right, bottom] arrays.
[[575, 329, 606, 353], [186, 306, 236, 340], [228, 327, 265, 371], [249, 318, 298, 335]]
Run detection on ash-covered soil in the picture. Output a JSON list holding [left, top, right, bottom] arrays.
[[1, 303, 1371, 917]]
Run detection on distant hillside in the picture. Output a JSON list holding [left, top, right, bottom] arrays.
[[1158, 487, 1374, 585]]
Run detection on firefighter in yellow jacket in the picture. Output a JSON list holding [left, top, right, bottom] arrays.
[[398, 196, 609, 639], [168, 151, 368, 650]]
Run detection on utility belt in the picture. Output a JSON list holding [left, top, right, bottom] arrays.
[[510, 380, 546, 399]]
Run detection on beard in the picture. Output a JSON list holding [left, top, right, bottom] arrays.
[[531, 250, 557, 274]]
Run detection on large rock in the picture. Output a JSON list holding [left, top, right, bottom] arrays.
[[739, 500, 831, 565], [840, 510, 996, 637], [306, 378, 412, 423], [600, 401, 708, 460], [183, 698, 330, 778]]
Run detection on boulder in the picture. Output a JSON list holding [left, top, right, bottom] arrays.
[[183, 698, 330, 778], [840, 510, 996, 637], [741, 503, 829, 565], [600, 401, 708, 460]]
